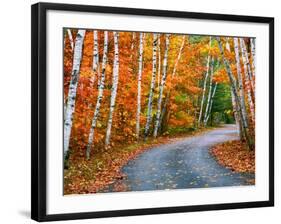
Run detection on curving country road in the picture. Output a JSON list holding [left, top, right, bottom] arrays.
[[102, 124, 255, 193]]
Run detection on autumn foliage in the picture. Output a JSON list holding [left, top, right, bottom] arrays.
[[63, 29, 256, 194], [211, 140, 255, 173]]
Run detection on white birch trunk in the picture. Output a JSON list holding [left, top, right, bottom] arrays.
[[239, 38, 255, 121], [250, 38, 256, 78], [130, 32, 136, 52], [136, 32, 144, 140], [142, 33, 146, 69], [216, 37, 253, 150], [234, 38, 249, 128], [240, 38, 255, 91], [129, 32, 136, 63], [144, 34, 158, 138], [105, 32, 120, 146], [86, 31, 108, 159], [203, 56, 214, 126], [157, 34, 161, 88], [198, 37, 212, 126], [225, 37, 231, 52], [153, 34, 170, 137], [171, 36, 185, 78], [63, 29, 86, 159], [92, 30, 100, 87], [157, 35, 186, 132], [67, 29, 74, 51], [205, 82, 217, 124], [230, 86, 243, 139]]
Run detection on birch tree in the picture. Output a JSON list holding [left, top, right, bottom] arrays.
[[171, 36, 186, 79], [239, 38, 255, 121], [64, 29, 86, 159], [240, 38, 255, 92], [226, 37, 242, 137], [198, 37, 212, 126], [86, 31, 108, 159], [153, 34, 170, 137], [250, 38, 256, 78], [225, 37, 231, 52], [205, 82, 217, 125], [67, 29, 74, 51], [230, 86, 243, 139], [216, 37, 253, 150], [92, 30, 100, 87], [130, 32, 136, 52], [234, 38, 249, 129], [136, 32, 144, 140], [105, 32, 120, 146], [144, 34, 158, 138], [158, 35, 186, 131], [203, 56, 214, 126], [129, 32, 136, 63], [157, 34, 161, 88], [63, 29, 75, 115]]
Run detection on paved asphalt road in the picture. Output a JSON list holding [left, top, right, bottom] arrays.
[[101, 124, 255, 193]]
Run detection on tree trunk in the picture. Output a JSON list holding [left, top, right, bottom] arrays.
[[203, 56, 214, 126], [153, 34, 170, 137], [136, 32, 144, 140], [144, 34, 158, 138], [67, 29, 74, 51], [198, 37, 212, 126], [158, 36, 186, 132], [105, 32, 120, 146], [64, 29, 86, 159], [216, 37, 254, 150], [157, 34, 161, 88], [225, 37, 231, 52], [129, 32, 136, 63], [230, 85, 243, 140], [239, 38, 255, 122], [86, 31, 108, 159], [130, 32, 136, 52], [92, 30, 99, 87], [234, 38, 249, 129], [240, 38, 255, 92], [250, 38, 256, 78], [205, 82, 217, 125]]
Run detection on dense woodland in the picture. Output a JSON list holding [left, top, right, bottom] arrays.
[[63, 29, 255, 193]]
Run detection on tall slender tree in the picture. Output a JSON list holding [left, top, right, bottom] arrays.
[[234, 38, 249, 129], [153, 34, 170, 137], [250, 38, 256, 78], [64, 29, 86, 159], [205, 82, 217, 125], [230, 86, 243, 139], [240, 38, 255, 92], [240, 38, 255, 121], [67, 29, 74, 51], [144, 34, 158, 138], [158, 36, 186, 132], [198, 37, 212, 126], [136, 32, 144, 140], [105, 32, 120, 146], [92, 30, 100, 87], [216, 37, 253, 150], [203, 56, 214, 126], [157, 34, 161, 88], [86, 31, 108, 159]]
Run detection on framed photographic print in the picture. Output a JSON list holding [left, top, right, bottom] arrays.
[[31, 2, 274, 222]]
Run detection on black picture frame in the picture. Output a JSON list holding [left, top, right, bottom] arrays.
[[31, 2, 274, 222]]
